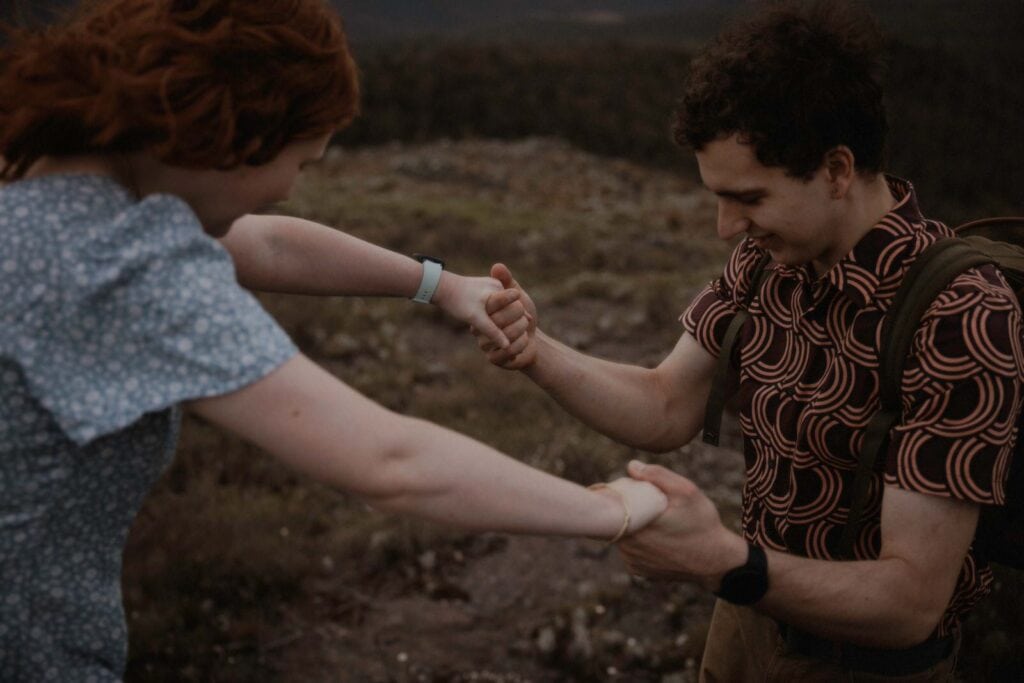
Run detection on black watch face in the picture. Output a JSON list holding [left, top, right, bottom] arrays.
[[717, 546, 768, 605], [722, 570, 765, 604]]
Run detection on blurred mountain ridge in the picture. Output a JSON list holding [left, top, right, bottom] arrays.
[[6, 1, 1021, 55]]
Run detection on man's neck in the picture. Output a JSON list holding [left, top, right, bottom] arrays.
[[812, 174, 897, 276]]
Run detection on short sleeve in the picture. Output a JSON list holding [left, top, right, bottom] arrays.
[[886, 266, 1024, 504], [12, 193, 297, 445], [681, 239, 766, 357]]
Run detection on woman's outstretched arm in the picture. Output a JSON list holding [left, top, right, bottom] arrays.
[[219, 214, 520, 349], [187, 354, 667, 538]]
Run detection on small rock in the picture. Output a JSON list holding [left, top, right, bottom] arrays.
[[321, 332, 362, 358], [417, 550, 437, 571], [536, 626, 558, 655], [568, 607, 593, 661], [576, 580, 598, 600], [598, 629, 626, 650]]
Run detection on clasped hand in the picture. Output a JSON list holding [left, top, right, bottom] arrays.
[[472, 263, 538, 369], [469, 263, 745, 587], [616, 461, 747, 591], [433, 266, 531, 353]]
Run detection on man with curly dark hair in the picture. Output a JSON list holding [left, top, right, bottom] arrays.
[[478, 1, 1021, 679]]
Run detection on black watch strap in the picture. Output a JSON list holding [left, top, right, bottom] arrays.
[[714, 542, 769, 605]]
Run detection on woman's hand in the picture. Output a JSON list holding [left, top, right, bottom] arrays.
[[475, 263, 539, 370], [616, 461, 746, 588], [593, 477, 669, 537], [431, 271, 524, 351]]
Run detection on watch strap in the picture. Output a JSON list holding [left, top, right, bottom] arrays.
[[714, 542, 769, 605], [412, 255, 444, 304]]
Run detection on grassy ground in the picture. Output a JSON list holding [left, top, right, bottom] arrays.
[[122, 138, 740, 682], [121, 138, 1024, 682]]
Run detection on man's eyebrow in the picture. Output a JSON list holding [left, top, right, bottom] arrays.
[[708, 187, 765, 200]]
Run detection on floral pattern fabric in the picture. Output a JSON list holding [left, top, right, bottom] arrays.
[[0, 174, 296, 681]]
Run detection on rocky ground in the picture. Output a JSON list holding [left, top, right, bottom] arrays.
[[120, 138, 1018, 682], [122, 137, 745, 682]]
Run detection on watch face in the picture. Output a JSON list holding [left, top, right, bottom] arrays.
[[716, 544, 768, 605]]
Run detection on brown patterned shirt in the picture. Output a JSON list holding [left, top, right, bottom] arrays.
[[683, 178, 1024, 636]]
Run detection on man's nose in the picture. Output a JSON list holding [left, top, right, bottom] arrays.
[[716, 201, 749, 240]]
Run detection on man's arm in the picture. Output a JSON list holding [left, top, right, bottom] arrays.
[[187, 354, 668, 537], [618, 463, 978, 649], [762, 485, 977, 646], [524, 331, 717, 452], [480, 264, 718, 452], [219, 214, 516, 347]]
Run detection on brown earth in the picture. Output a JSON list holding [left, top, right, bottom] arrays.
[[122, 137, 747, 682], [122, 138, 1017, 682]]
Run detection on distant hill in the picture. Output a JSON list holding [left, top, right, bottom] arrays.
[[5, 1, 1020, 57], [331, 0, 721, 46], [4, 0, 1019, 218]]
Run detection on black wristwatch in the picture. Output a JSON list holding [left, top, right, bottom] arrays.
[[714, 542, 769, 605]]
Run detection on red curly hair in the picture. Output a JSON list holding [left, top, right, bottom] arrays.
[[0, 0, 360, 180]]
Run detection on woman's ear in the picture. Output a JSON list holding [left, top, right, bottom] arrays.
[[823, 145, 855, 199]]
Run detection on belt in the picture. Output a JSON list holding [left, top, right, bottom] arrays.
[[777, 622, 956, 677]]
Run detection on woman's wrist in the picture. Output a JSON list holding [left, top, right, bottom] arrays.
[[587, 484, 631, 543], [429, 269, 458, 308]]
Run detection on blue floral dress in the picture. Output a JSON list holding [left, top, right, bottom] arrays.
[[0, 174, 297, 681]]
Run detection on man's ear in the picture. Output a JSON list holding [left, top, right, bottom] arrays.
[[823, 145, 855, 199]]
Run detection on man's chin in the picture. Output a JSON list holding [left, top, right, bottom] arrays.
[[764, 247, 801, 267]]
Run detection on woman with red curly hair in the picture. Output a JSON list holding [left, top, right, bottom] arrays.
[[0, 1, 666, 679]]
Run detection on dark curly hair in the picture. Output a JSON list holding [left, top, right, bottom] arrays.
[[675, 0, 888, 179], [0, 0, 360, 181]]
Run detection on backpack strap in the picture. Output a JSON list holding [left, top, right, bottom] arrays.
[[703, 252, 773, 446], [837, 238, 995, 558], [953, 218, 1024, 294]]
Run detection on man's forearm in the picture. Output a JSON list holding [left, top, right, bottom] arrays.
[[620, 468, 977, 651], [756, 550, 949, 648], [523, 331, 697, 451], [221, 214, 423, 296]]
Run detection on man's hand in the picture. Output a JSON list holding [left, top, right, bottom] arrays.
[[475, 263, 539, 370], [432, 271, 522, 351], [617, 461, 747, 591]]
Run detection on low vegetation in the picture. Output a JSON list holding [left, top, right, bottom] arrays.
[[123, 31, 1022, 682]]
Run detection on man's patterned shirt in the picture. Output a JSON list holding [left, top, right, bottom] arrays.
[[683, 178, 1024, 635]]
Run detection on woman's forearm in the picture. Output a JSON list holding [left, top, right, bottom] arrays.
[[220, 214, 424, 296], [360, 413, 631, 538], [189, 355, 660, 540]]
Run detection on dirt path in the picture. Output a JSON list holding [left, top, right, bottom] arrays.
[[123, 138, 744, 682]]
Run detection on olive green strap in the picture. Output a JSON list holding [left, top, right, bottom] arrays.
[[878, 239, 993, 407], [703, 253, 772, 446], [837, 408, 901, 557], [838, 238, 994, 558]]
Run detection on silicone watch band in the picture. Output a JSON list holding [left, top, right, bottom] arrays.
[[412, 256, 444, 303]]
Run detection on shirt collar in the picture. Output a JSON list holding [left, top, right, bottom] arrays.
[[776, 176, 930, 308]]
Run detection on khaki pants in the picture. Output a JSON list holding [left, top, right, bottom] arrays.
[[699, 601, 957, 683]]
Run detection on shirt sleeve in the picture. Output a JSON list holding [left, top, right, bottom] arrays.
[[681, 239, 766, 357], [885, 265, 1024, 504], [15, 194, 297, 446]]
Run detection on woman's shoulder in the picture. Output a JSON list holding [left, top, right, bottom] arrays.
[[0, 173, 233, 323], [2, 172, 200, 228]]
